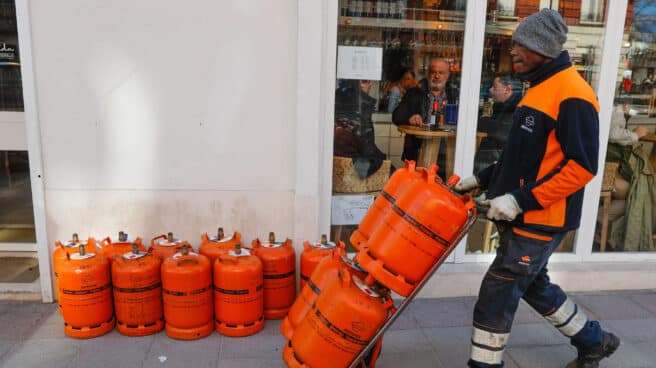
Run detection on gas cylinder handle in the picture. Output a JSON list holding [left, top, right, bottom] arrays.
[[150, 234, 167, 248], [446, 174, 461, 188], [100, 236, 111, 250], [405, 159, 416, 172], [283, 238, 292, 248], [462, 194, 476, 211], [338, 266, 351, 288], [251, 238, 261, 249], [423, 164, 438, 184], [87, 238, 97, 252], [201, 232, 210, 243], [55, 240, 64, 249], [134, 237, 143, 248], [303, 241, 312, 251]]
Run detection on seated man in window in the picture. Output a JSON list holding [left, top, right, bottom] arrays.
[[474, 73, 521, 174]]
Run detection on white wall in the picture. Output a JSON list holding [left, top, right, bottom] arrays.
[[28, 1, 302, 247]]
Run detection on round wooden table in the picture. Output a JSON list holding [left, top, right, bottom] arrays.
[[397, 125, 488, 178]]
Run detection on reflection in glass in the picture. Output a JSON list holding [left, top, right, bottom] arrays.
[[332, 1, 467, 248], [0, 151, 36, 243], [594, 0, 656, 253], [466, 1, 606, 254]]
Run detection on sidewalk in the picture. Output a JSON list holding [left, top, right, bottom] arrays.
[[0, 289, 654, 368]]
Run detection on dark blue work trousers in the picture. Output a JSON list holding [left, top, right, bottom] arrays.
[[468, 227, 604, 368]]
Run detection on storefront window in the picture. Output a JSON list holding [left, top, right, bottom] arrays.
[[466, 0, 607, 254], [0, 0, 22, 111], [593, 0, 656, 253], [331, 1, 467, 250], [0, 0, 33, 244]]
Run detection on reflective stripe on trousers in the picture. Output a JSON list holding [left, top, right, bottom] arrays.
[[470, 327, 508, 366], [544, 297, 588, 337]]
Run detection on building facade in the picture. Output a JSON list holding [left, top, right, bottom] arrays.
[[0, 0, 654, 302]]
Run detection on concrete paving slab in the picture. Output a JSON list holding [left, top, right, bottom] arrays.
[[388, 300, 419, 330], [507, 323, 567, 346], [0, 340, 16, 361], [409, 297, 473, 328], [257, 319, 283, 336], [603, 340, 656, 368], [1, 338, 79, 368], [219, 331, 286, 360], [572, 293, 654, 321], [25, 309, 67, 340], [218, 358, 287, 368], [0, 311, 42, 340], [378, 329, 434, 354], [421, 326, 472, 366], [77, 332, 154, 368], [142, 331, 221, 368], [505, 344, 576, 368], [603, 318, 656, 343], [375, 351, 444, 368], [629, 291, 656, 316]]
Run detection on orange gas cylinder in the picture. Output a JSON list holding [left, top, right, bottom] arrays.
[[350, 161, 427, 250], [161, 245, 214, 340], [111, 243, 164, 336], [299, 235, 346, 290], [355, 169, 475, 296], [100, 231, 146, 264], [198, 227, 242, 264], [283, 270, 393, 368], [53, 234, 101, 317], [251, 232, 296, 320], [213, 244, 265, 337], [150, 232, 191, 261], [280, 251, 365, 340], [56, 243, 114, 338]]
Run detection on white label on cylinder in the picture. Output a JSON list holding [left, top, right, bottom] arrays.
[[69, 252, 96, 260], [228, 249, 251, 257], [123, 251, 147, 260]]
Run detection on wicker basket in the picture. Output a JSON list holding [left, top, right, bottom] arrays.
[[601, 162, 619, 192], [332, 156, 391, 193]]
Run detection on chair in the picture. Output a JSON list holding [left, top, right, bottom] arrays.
[[598, 162, 619, 252]]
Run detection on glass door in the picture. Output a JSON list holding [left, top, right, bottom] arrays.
[[463, 0, 609, 257], [0, 0, 39, 288]]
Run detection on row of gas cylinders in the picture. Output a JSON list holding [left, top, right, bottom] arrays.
[[53, 229, 342, 340], [280, 161, 476, 368]]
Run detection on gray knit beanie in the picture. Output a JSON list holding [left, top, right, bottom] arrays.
[[512, 9, 568, 59]]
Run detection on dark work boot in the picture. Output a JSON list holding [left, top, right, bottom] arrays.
[[565, 332, 620, 368]]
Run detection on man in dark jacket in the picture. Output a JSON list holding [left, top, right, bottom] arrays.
[[334, 79, 386, 177], [455, 9, 619, 368], [474, 73, 521, 173], [392, 58, 459, 162]]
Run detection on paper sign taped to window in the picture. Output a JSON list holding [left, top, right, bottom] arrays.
[[337, 46, 383, 81], [331, 194, 375, 225]]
